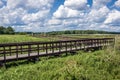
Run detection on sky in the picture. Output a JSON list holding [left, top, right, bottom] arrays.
[[0, 0, 120, 32]]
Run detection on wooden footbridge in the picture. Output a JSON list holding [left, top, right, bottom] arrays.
[[0, 38, 115, 64]]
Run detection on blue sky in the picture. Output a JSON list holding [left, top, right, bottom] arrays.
[[0, 0, 120, 32], [51, 0, 64, 14]]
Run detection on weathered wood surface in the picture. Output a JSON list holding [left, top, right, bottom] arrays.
[[0, 38, 115, 63]]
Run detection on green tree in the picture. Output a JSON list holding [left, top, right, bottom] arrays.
[[5, 26, 15, 34], [0, 26, 5, 34]]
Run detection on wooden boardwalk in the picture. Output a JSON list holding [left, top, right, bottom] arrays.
[[0, 38, 115, 64]]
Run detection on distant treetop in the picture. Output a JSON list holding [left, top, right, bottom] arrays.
[[0, 26, 15, 34]]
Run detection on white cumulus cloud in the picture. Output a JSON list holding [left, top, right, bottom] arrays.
[[104, 10, 120, 26], [0, 0, 54, 32], [48, 19, 62, 25], [93, 0, 111, 8], [88, 6, 110, 23], [1, 0, 120, 32], [53, 5, 83, 19], [115, 0, 120, 8], [22, 10, 49, 24], [64, 0, 89, 10], [0, 0, 4, 8], [47, 0, 120, 32]]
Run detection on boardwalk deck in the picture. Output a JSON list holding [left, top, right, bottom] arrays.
[[0, 38, 115, 64]]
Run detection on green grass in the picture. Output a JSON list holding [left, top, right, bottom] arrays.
[[0, 35, 51, 43], [60, 34, 115, 39], [0, 34, 115, 43], [0, 49, 120, 80]]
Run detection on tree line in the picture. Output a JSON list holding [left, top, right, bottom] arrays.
[[46, 30, 113, 35], [0, 26, 120, 35], [0, 26, 15, 34]]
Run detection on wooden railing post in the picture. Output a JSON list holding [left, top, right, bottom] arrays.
[[16, 45, 18, 60], [59, 42, 61, 53], [79, 41, 81, 49], [107, 39, 108, 45], [37, 44, 39, 56], [52, 43, 54, 53], [49, 43, 51, 51], [28, 45, 31, 57], [3, 46, 6, 63], [56, 43, 57, 50], [104, 39, 106, 46], [70, 41, 72, 50], [9, 46, 12, 56], [43, 44, 45, 52], [86, 40, 88, 48], [75, 41, 77, 50], [83, 40, 85, 49], [46, 43, 48, 54], [101, 39, 103, 46], [95, 39, 97, 47], [96, 39, 98, 47], [98, 39, 100, 46], [113, 38, 115, 49], [65, 42, 67, 55], [90, 40, 92, 47], [98, 40, 100, 46], [21, 45, 23, 54], [95, 40, 97, 47]]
